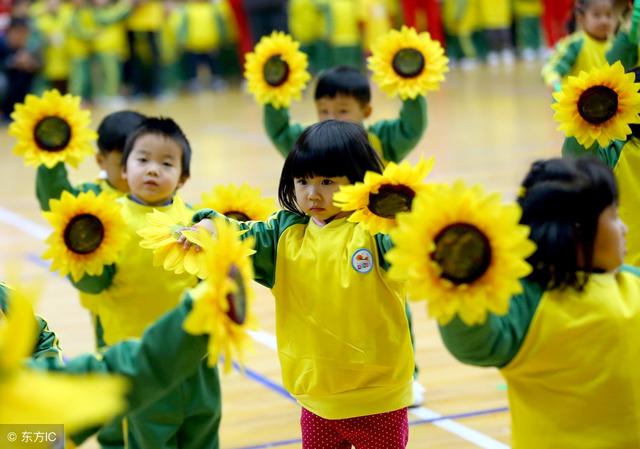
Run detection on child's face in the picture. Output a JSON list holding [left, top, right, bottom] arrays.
[[579, 0, 616, 40], [294, 175, 350, 224], [315, 95, 372, 124], [122, 134, 186, 206], [591, 204, 627, 271], [96, 151, 129, 193]]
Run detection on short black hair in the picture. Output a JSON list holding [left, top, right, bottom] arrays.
[[97, 110, 146, 154], [121, 117, 192, 178], [518, 157, 618, 290], [575, 0, 613, 14], [314, 66, 371, 106], [278, 120, 383, 214]]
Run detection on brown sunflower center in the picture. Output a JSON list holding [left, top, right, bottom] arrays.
[[431, 223, 491, 284], [577, 85, 618, 125], [263, 55, 290, 87], [34, 116, 72, 152], [368, 184, 416, 218], [63, 213, 105, 255], [392, 48, 425, 78], [226, 265, 247, 325], [225, 211, 251, 222]]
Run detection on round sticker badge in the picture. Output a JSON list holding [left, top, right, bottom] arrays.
[[351, 248, 373, 274]]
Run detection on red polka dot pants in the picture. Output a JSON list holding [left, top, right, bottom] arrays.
[[300, 407, 409, 449]]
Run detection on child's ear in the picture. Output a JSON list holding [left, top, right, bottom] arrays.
[[363, 104, 372, 119]]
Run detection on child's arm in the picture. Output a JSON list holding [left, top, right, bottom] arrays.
[[541, 36, 584, 90], [263, 104, 305, 158], [71, 265, 116, 294], [191, 209, 307, 288], [367, 96, 428, 162], [606, 30, 639, 69], [438, 280, 544, 368], [561, 137, 624, 168]]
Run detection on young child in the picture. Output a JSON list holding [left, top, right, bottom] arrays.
[[192, 120, 415, 448], [36, 109, 146, 348], [72, 117, 220, 449], [542, 0, 617, 90], [438, 157, 640, 449], [264, 65, 428, 166]]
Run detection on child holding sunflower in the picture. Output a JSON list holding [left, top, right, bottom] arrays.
[[264, 65, 428, 164], [542, 0, 617, 91], [437, 157, 640, 449], [68, 117, 221, 449], [189, 120, 415, 449], [33, 109, 146, 349]]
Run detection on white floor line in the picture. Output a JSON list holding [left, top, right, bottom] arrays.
[[1, 206, 510, 448]]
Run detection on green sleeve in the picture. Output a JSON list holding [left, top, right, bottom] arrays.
[[561, 136, 623, 168], [375, 233, 393, 270], [93, 1, 131, 25], [438, 280, 544, 368], [620, 264, 640, 276], [31, 316, 64, 369], [541, 37, 583, 87], [29, 297, 209, 413], [192, 209, 308, 288], [368, 96, 428, 162], [263, 104, 305, 157], [214, 6, 228, 43], [71, 265, 116, 294], [36, 163, 103, 211], [607, 30, 639, 69], [69, 9, 97, 41]]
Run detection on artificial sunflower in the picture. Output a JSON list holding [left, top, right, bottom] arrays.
[[9, 89, 97, 168], [244, 31, 311, 109], [182, 221, 257, 373], [0, 282, 127, 431], [386, 181, 536, 326], [42, 190, 128, 282], [197, 183, 277, 222], [552, 61, 640, 148], [333, 157, 434, 234], [138, 196, 208, 279], [368, 26, 449, 100]]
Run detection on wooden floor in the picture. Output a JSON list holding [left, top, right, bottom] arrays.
[[0, 61, 563, 448]]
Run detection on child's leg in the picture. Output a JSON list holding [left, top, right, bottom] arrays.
[[95, 52, 122, 98], [338, 408, 409, 449], [301, 408, 352, 449]]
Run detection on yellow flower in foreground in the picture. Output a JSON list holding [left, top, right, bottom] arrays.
[[333, 157, 434, 234], [368, 26, 449, 100], [9, 89, 97, 168], [552, 61, 640, 147], [244, 31, 311, 108], [0, 283, 127, 432], [387, 181, 536, 325], [138, 196, 208, 278], [197, 184, 277, 222], [182, 220, 257, 372], [42, 191, 128, 281]]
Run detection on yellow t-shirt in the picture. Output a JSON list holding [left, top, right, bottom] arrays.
[[35, 5, 73, 80], [183, 1, 220, 52], [127, 0, 163, 32], [615, 139, 640, 266], [501, 271, 640, 449]]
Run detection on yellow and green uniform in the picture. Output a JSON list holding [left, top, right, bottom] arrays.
[[34, 3, 73, 83], [263, 96, 428, 163], [0, 282, 222, 449], [443, 0, 480, 60], [563, 137, 640, 267], [67, 5, 96, 99], [542, 31, 611, 89], [439, 267, 640, 449], [180, 1, 223, 53], [71, 196, 219, 449], [194, 209, 414, 419], [36, 162, 125, 348], [127, 0, 163, 32], [317, 0, 364, 68], [126, 0, 163, 96], [477, 0, 510, 29], [514, 0, 542, 51], [289, 0, 327, 72]]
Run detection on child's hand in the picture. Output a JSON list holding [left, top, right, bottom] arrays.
[[177, 218, 216, 250]]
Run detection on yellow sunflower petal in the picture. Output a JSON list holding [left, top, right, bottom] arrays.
[[334, 157, 434, 234], [244, 32, 311, 109], [9, 89, 97, 168], [41, 191, 128, 282], [183, 222, 258, 372], [197, 183, 277, 222], [368, 26, 449, 100], [552, 61, 640, 148], [387, 181, 536, 325]]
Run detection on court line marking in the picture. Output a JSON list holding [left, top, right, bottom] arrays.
[[1, 206, 510, 448]]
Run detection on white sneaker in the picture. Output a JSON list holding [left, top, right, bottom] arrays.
[[411, 380, 425, 407]]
